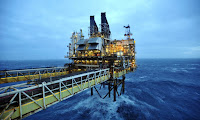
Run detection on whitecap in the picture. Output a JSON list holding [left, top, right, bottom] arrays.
[[174, 64, 180, 66], [187, 67, 196, 70], [140, 76, 147, 79], [170, 68, 190, 73], [189, 64, 200, 66]]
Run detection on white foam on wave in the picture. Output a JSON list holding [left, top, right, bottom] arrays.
[[53, 83, 140, 120], [174, 64, 180, 66], [70, 92, 133, 119], [188, 64, 200, 66], [170, 68, 189, 73], [171, 68, 178, 72], [163, 66, 198, 73], [181, 69, 189, 73], [155, 96, 165, 103], [139, 76, 147, 79], [187, 67, 196, 70]]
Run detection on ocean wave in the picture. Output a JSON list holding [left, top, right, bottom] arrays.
[[188, 64, 200, 66], [20, 59, 200, 120], [139, 76, 147, 79], [166, 67, 189, 73], [186, 67, 196, 70]]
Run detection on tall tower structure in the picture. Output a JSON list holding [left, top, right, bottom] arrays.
[[124, 24, 132, 39]]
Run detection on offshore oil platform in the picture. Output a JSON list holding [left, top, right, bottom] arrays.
[[0, 12, 136, 119]]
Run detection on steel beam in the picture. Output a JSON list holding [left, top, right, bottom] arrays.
[[114, 79, 116, 102], [108, 82, 111, 98], [22, 91, 43, 109], [19, 92, 22, 119], [42, 83, 46, 109], [0, 68, 112, 119], [122, 75, 125, 93], [91, 87, 93, 96]]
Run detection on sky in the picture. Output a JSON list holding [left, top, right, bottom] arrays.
[[0, 0, 200, 60]]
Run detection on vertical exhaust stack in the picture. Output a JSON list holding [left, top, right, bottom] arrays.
[[101, 12, 111, 38], [90, 16, 95, 35], [90, 16, 98, 36], [101, 12, 108, 25]]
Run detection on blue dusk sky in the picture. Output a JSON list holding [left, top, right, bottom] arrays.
[[0, 0, 199, 60]]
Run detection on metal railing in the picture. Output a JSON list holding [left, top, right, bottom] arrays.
[[0, 67, 69, 83], [0, 68, 110, 119]]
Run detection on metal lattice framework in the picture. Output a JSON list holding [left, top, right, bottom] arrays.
[[0, 67, 69, 84], [0, 68, 110, 119], [100, 23, 111, 38], [0, 12, 137, 120]]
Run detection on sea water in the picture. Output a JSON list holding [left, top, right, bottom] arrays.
[[0, 59, 199, 120]]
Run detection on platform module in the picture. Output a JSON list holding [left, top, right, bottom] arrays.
[[0, 12, 136, 119], [68, 12, 136, 73]]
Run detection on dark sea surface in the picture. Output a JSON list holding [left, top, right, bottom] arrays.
[[0, 59, 68, 70], [0, 59, 200, 120]]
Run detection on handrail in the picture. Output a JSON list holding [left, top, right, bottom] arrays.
[[0, 67, 68, 73], [0, 68, 110, 97]]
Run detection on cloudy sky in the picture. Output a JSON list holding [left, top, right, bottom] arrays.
[[0, 0, 199, 60]]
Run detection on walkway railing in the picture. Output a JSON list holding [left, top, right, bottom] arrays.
[[0, 67, 69, 84], [0, 68, 110, 119]]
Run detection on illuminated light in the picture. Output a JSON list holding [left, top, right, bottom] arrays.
[[120, 52, 123, 56], [82, 60, 86, 64], [117, 52, 120, 56]]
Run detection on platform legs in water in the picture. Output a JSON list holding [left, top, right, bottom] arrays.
[[91, 75, 126, 102]]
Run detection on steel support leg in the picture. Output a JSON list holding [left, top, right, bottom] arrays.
[[108, 82, 111, 98], [114, 79, 116, 102], [91, 87, 93, 96], [122, 75, 125, 93], [103, 83, 105, 88], [116, 79, 118, 94]]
